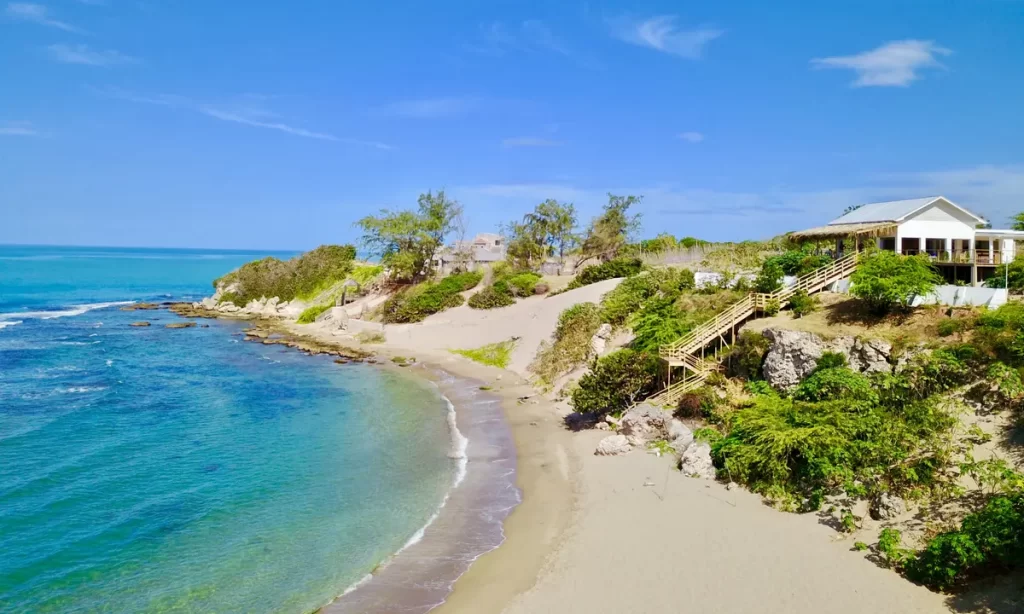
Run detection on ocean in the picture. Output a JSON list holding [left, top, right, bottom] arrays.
[[0, 245, 463, 613]]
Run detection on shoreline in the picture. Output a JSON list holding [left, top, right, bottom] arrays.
[[262, 321, 577, 614]]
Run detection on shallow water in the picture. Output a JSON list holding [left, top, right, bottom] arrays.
[[0, 246, 457, 613]]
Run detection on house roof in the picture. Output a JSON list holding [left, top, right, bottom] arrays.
[[789, 221, 897, 240], [828, 196, 987, 226]]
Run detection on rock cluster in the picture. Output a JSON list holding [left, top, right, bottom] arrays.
[[589, 323, 613, 358], [869, 492, 906, 520], [593, 404, 716, 479], [761, 328, 911, 391]]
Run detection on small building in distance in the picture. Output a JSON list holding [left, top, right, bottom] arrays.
[[432, 233, 507, 275], [790, 196, 1024, 286]]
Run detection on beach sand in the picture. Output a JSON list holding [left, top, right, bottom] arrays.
[[280, 286, 971, 614]]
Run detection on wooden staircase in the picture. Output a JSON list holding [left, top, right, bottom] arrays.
[[647, 252, 860, 407]]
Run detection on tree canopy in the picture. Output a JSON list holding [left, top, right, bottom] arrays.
[[578, 194, 643, 268], [850, 250, 942, 314], [505, 199, 578, 270], [357, 190, 462, 281]]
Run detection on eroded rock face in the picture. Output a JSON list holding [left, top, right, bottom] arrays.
[[590, 323, 613, 357], [667, 420, 694, 455], [679, 441, 715, 479], [595, 434, 631, 456], [761, 328, 903, 391], [619, 403, 671, 446]]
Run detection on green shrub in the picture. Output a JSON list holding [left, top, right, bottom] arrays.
[[675, 386, 718, 419], [815, 351, 848, 371], [218, 291, 241, 306], [850, 251, 942, 314], [599, 268, 693, 326], [727, 331, 770, 380], [507, 272, 542, 297], [382, 271, 481, 323], [766, 248, 833, 276], [937, 319, 966, 337], [567, 258, 644, 290], [531, 303, 602, 385], [629, 291, 743, 354], [215, 244, 358, 305], [906, 493, 1024, 589], [452, 339, 517, 368], [788, 289, 819, 318], [468, 286, 516, 309], [763, 298, 781, 316], [754, 260, 784, 294], [974, 302, 1024, 365], [297, 303, 331, 324], [571, 349, 660, 415], [793, 367, 878, 404]]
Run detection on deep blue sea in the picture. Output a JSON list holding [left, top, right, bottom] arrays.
[[0, 245, 457, 613]]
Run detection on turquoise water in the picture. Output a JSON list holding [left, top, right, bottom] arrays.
[[0, 246, 457, 613]]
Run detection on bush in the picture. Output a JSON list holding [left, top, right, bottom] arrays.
[[727, 331, 770, 380], [468, 286, 516, 309], [792, 367, 879, 404], [629, 290, 743, 354], [600, 268, 691, 326], [763, 298, 781, 316], [936, 317, 969, 337], [788, 289, 818, 318], [531, 303, 602, 385], [906, 493, 1024, 590], [567, 258, 644, 290], [215, 244, 358, 305], [754, 260, 784, 294], [382, 271, 482, 323], [815, 351, 848, 371], [571, 349, 660, 415], [507, 272, 542, 297], [297, 303, 331, 324], [850, 251, 942, 314], [675, 387, 718, 419], [974, 302, 1024, 365], [765, 249, 833, 277]]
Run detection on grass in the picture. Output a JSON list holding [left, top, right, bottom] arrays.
[[355, 330, 386, 344], [451, 339, 517, 369], [297, 303, 331, 324]]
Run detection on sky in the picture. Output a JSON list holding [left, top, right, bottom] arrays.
[[2, 0, 1023, 250]]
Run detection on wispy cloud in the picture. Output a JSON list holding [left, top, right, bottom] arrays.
[[48, 44, 138, 66], [0, 120, 41, 136], [502, 136, 563, 148], [97, 87, 391, 148], [677, 131, 704, 143], [609, 15, 723, 59], [811, 40, 951, 87], [377, 97, 479, 119], [6, 2, 83, 33], [470, 20, 569, 57]]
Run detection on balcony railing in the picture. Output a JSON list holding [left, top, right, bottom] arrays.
[[902, 249, 1002, 265]]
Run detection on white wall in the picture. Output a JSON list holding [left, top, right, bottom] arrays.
[[894, 199, 977, 253]]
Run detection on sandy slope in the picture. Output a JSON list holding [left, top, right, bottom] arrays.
[[381, 278, 622, 376]]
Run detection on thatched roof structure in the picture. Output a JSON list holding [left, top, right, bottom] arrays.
[[788, 222, 896, 241]]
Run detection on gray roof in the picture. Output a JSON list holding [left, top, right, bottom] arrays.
[[828, 196, 986, 225]]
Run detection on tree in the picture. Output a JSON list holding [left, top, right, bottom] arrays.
[[571, 349, 660, 415], [1012, 212, 1024, 232], [505, 199, 578, 271], [850, 250, 942, 314], [357, 190, 462, 281], [578, 194, 643, 269]]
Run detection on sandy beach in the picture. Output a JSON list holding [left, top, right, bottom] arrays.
[[277, 288, 979, 614]]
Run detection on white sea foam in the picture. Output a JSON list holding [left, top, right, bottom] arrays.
[[0, 301, 135, 322], [58, 386, 107, 394], [0, 320, 23, 330]]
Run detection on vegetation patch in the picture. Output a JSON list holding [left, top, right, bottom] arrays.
[[215, 244, 357, 306], [297, 303, 331, 324], [381, 271, 482, 323], [451, 339, 518, 369], [850, 250, 942, 314], [571, 349, 660, 416], [567, 257, 645, 290], [355, 330, 386, 344], [468, 286, 516, 309], [531, 303, 603, 386]]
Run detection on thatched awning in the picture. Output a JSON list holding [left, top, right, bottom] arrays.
[[788, 222, 897, 241]]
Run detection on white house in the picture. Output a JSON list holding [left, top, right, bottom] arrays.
[[791, 196, 1024, 286]]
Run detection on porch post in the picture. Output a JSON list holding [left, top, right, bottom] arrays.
[[944, 238, 952, 261]]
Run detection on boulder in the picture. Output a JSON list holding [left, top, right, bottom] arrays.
[[595, 434, 631, 456], [200, 297, 217, 309], [619, 403, 671, 446], [165, 322, 197, 329], [320, 306, 350, 332], [590, 323, 613, 357], [129, 321, 151, 327], [762, 329, 825, 391], [851, 338, 892, 374], [870, 493, 906, 520], [667, 420, 694, 455], [679, 441, 716, 479]]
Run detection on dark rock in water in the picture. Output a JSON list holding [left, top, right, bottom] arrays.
[[130, 321, 151, 327], [121, 303, 161, 311], [161, 301, 174, 306], [165, 322, 197, 329], [201, 324, 209, 328], [334, 358, 349, 364]]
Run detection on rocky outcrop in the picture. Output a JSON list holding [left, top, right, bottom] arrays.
[[619, 403, 671, 446], [761, 328, 905, 391], [129, 321, 151, 327], [595, 434, 631, 456], [165, 322, 196, 329], [679, 441, 716, 479], [667, 420, 694, 455]]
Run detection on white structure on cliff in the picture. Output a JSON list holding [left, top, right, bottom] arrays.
[[792, 196, 1024, 286]]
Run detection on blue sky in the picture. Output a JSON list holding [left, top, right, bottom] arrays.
[[2, 1, 1023, 250]]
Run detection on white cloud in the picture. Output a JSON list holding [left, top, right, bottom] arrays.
[[610, 15, 723, 59], [811, 40, 951, 87], [377, 97, 479, 119], [6, 3, 83, 32], [677, 131, 704, 143], [47, 44, 138, 66], [0, 120, 41, 136], [96, 87, 390, 148], [502, 136, 563, 148]]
